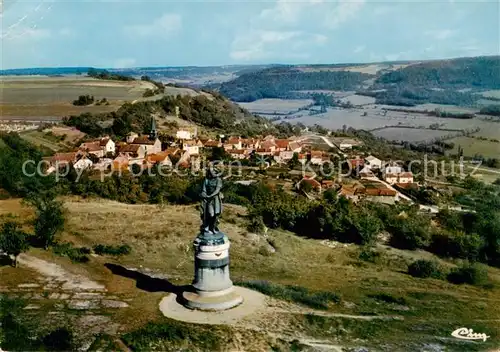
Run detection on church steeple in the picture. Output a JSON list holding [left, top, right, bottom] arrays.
[[149, 116, 158, 140]]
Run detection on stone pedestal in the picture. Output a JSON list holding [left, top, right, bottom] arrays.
[[182, 232, 243, 311]]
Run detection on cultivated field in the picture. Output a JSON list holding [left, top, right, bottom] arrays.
[[238, 98, 314, 114], [0, 76, 156, 118], [448, 136, 500, 159], [290, 106, 500, 137], [372, 127, 454, 143]]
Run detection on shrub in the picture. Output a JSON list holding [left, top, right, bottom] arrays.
[[53, 243, 90, 263], [408, 259, 444, 279], [247, 215, 266, 234], [93, 244, 131, 256], [447, 262, 489, 286], [358, 246, 381, 263], [0, 221, 29, 267], [368, 293, 407, 305]]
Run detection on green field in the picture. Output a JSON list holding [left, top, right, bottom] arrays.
[[0, 76, 156, 118], [449, 136, 500, 159]]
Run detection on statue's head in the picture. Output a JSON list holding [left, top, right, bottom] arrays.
[[206, 163, 221, 179]]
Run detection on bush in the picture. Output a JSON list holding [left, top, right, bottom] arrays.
[[93, 244, 131, 256], [368, 293, 407, 305], [0, 221, 29, 267], [408, 259, 444, 279], [247, 215, 266, 234], [53, 243, 90, 263], [447, 262, 489, 286], [358, 246, 381, 263]]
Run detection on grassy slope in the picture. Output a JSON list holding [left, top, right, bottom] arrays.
[[1, 197, 499, 351]]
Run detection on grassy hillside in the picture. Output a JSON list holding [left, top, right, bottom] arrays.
[[1, 197, 499, 351]]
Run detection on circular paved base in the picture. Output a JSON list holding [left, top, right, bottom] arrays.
[[159, 286, 267, 325], [182, 289, 243, 311]]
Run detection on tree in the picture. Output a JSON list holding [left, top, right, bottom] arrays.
[[27, 194, 65, 250], [352, 210, 383, 245], [0, 221, 29, 267], [288, 152, 300, 169]]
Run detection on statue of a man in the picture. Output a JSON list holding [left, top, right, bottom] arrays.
[[200, 166, 223, 235]]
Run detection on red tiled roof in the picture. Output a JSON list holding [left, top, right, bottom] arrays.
[[119, 144, 141, 153], [260, 140, 276, 149], [147, 152, 171, 163], [204, 141, 221, 147], [399, 172, 414, 178], [349, 159, 365, 167], [48, 152, 77, 163], [275, 139, 290, 149], [301, 178, 321, 189], [230, 149, 247, 155], [80, 142, 101, 152], [99, 138, 111, 146], [256, 148, 272, 153], [132, 136, 156, 145], [227, 138, 241, 144]]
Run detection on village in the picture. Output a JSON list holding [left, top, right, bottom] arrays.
[[39, 117, 425, 208]]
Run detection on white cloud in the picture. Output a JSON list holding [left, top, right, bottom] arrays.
[[324, 0, 366, 29], [425, 29, 457, 41], [124, 13, 181, 37], [1, 26, 51, 41], [354, 45, 365, 53], [230, 30, 324, 61], [257, 0, 323, 26]]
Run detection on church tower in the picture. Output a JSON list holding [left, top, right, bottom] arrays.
[[149, 116, 158, 140]]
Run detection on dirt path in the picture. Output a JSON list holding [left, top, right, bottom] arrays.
[[18, 254, 106, 291]]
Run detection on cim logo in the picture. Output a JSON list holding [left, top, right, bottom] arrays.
[[451, 327, 490, 342]]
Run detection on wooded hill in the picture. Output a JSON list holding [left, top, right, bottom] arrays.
[[218, 67, 371, 102], [214, 56, 500, 107]]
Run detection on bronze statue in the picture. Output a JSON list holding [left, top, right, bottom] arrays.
[[200, 166, 223, 235]]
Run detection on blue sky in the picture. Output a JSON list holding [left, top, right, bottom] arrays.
[[1, 0, 499, 69]]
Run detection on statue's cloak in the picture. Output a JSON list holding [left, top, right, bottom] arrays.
[[201, 177, 223, 218]]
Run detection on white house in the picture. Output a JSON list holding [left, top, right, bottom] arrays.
[[382, 166, 413, 184], [99, 137, 115, 155], [182, 139, 203, 155], [73, 157, 93, 170], [310, 151, 323, 165], [365, 155, 382, 169], [176, 130, 192, 140], [229, 149, 248, 160], [126, 132, 139, 144], [147, 152, 173, 167], [131, 136, 162, 155]]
